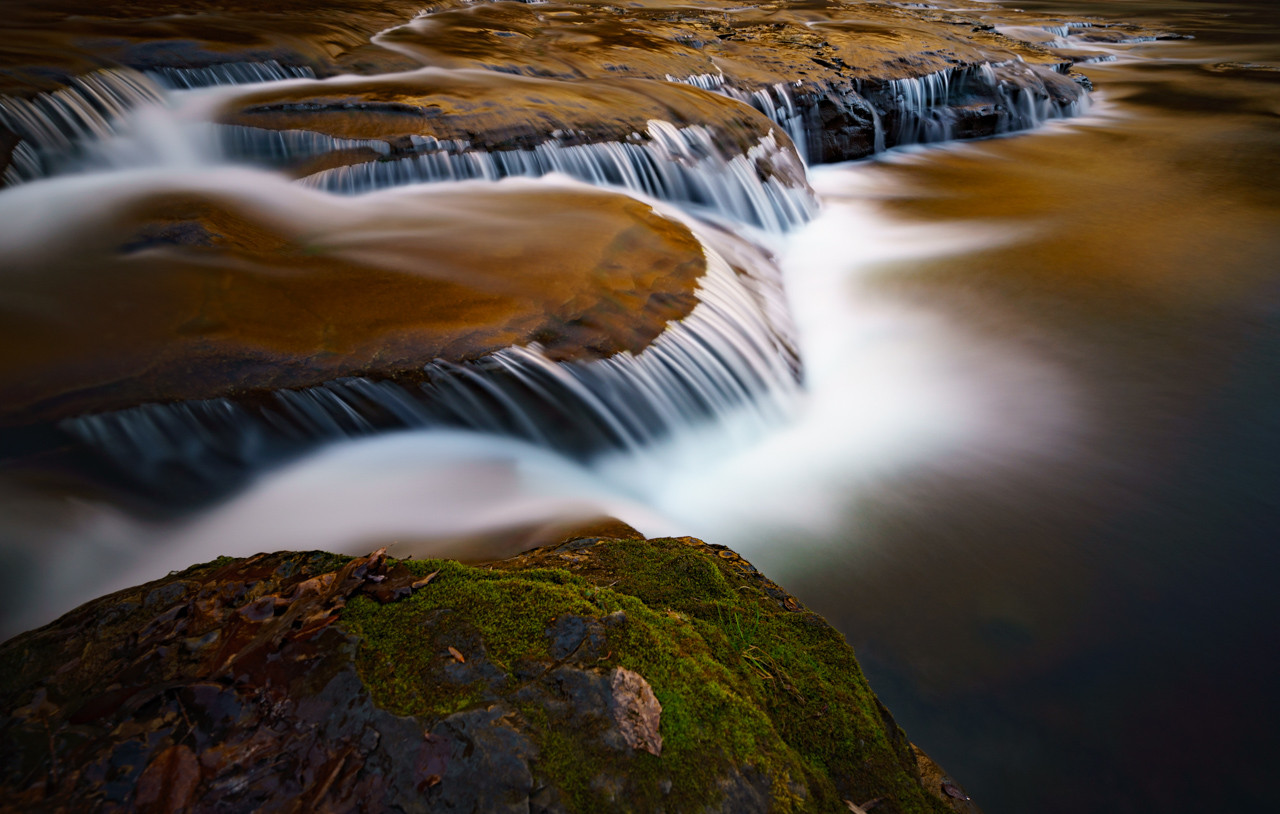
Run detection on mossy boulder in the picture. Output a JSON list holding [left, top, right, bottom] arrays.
[[0, 536, 975, 813]]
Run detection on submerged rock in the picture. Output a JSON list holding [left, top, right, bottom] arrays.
[[0, 537, 977, 813]]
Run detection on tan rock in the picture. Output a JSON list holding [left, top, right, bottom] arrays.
[[608, 666, 664, 756], [0, 178, 706, 425]]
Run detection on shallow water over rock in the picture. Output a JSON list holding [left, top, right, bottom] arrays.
[[0, 176, 712, 425]]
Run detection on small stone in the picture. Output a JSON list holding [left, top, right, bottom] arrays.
[[608, 668, 663, 756]]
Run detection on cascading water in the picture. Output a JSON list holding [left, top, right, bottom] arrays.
[[0, 68, 165, 185], [667, 76, 811, 164], [0, 12, 1101, 626], [62, 231, 800, 494], [670, 58, 1087, 161], [147, 61, 317, 90], [860, 60, 1089, 147], [287, 123, 815, 233], [221, 126, 394, 165], [0, 2, 1102, 643]]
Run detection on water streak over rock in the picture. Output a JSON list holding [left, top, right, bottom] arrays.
[[0, 69, 164, 185], [0, 176, 710, 427], [214, 69, 814, 230], [60, 219, 799, 493], [373, 0, 1092, 161]]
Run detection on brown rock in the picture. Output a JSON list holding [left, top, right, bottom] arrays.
[[214, 68, 804, 177], [135, 745, 200, 814], [608, 667, 664, 756], [0, 180, 706, 426]]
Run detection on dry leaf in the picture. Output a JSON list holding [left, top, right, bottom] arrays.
[[447, 646, 465, 663], [942, 781, 971, 801], [412, 570, 440, 590]]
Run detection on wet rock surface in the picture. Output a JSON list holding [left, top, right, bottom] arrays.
[[361, 0, 1089, 161], [0, 0, 429, 96], [0, 0, 1110, 441], [214, 68, 806, 177], [2, 0, 1106, 182], [0, 537, 977, 813], [0, 180, 708, 426]]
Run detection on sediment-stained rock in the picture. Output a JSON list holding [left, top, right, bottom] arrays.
[[0, 536, 978, 813]]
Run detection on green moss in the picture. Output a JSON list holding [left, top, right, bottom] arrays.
[[337, 540, 951, 814]]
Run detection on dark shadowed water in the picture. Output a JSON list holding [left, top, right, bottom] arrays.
[[748, 1, 1280, 811], [2, 1, 1278, 812]]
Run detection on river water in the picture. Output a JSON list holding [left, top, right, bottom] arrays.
[[765, 2, 1280, 811], [2, 1, 1278, 812]]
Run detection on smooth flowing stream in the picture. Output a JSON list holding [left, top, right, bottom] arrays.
[[2, 1, 1278, 812]]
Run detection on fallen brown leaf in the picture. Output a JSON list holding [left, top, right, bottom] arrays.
[[942, 781, 971, 801], [412, 570, 440, 590], [447, 646, 465, 664]]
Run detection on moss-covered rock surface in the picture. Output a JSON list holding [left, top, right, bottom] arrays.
[[0, 535, 975, 813]]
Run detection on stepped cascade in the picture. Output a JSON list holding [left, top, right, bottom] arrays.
[[0, 0, 1097, 501]]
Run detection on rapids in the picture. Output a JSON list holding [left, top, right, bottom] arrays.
[[1, 1, 1278, 813]]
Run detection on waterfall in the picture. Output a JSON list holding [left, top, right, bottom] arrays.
[[286, 123, 816, 233], [670, 59, 1087, 163], [667, 76, 811, 164], [147, 61, 317, 89], [736, 83, 809, 165], [220, 126, 393, 164], [2, 21, 1093, 509], [1039, 22, 1095, 39], [3, 141, 40, 184], [858, 60, 1089, 147], [61, 234, 800, 491], [0, 68, 165, 185], [666, 72, 727, 92]]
